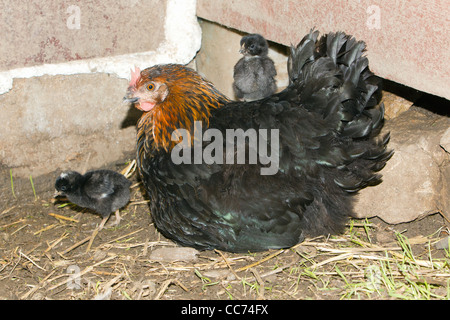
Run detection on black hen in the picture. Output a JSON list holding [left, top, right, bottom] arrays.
[[125, 30, 393, 253], [55, 170, 131, 230], [233, 33, 277, 101]]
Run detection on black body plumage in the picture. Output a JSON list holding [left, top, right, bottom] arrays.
[[136, 31, 393, 253], [233, 34, 277, 101], [55, 170, 131, 219]]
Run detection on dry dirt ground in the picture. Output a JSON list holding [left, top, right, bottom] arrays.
[[1, 151, 449, 301]]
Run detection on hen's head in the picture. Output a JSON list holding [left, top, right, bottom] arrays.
[[125, 64, 229, 112], [239, 34, 269, 57], [124, 66, 169, 112], [124, 64, 230, 151]]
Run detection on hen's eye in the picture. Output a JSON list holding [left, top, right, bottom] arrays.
[[147, 83, 155, 91]]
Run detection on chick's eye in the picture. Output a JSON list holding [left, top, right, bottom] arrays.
[[147, 83, 155, 91]]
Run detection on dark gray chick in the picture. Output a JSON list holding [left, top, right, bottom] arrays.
[[55, 170, 132, 250], [233, 34, 277, 101]]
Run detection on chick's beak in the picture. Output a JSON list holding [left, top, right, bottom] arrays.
[[53, 189, 63, 198], [52, 189, 68, 204], [239, 45, 246, 55]]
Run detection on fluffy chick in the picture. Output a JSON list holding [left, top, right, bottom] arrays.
[[233, 34, 277, 101], [55, 170, 131, 235]]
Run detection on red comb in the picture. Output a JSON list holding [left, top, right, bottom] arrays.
[[129, 66, 141, 87]]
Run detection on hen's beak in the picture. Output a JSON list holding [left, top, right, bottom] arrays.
[[123, 96, 139, 104], [123, 89, 139, 104]]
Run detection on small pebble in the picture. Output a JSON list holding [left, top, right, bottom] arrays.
[[435, 236, 449, 249], [203, 269, 233, 279], [149, 247, 199, 262]]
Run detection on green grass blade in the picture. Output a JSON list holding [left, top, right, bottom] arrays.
[[10, 169, 16, 199], [30, 175, 37, 201]]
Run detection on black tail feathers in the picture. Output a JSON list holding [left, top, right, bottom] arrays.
[[288, 30, 393, 193], [288, 29, 319, 84], [288, 30, 385, 137]]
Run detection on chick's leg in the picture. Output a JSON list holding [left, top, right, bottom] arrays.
[[110, 210, 122, 227], [102, 210, 122, 228], [86, 216, 109, 252]]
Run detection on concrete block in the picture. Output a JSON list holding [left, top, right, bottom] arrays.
[[0, 73, 135, 177], [0, 0, 166, 71], [0, 0, 202, 177], [0, 0, 202, 94]]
